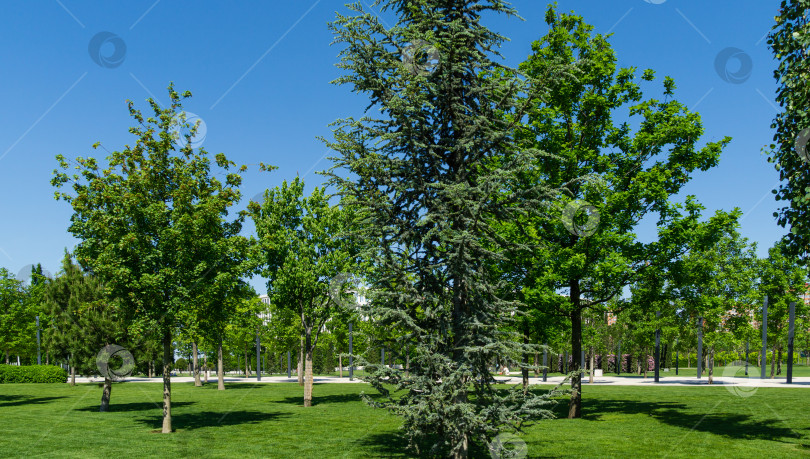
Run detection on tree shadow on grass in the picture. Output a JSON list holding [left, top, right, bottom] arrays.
[[0, 394, 67, 407], [135, 410, 288, 431], [276, 393, 368, 406], [356, 431, 496, 458], [76, 401, 195, 412], [582, 399, 802, 443]]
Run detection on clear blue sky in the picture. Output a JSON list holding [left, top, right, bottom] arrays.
[[0, 1, 783, 294]]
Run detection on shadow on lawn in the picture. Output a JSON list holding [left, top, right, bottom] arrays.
[[135, 410, 288, 431], [0, 394, 67, 407], [581, 399, 801, 442], [356, 432, 494, 458], [277, 393, 365, 406], [76, 401, 195, 412]]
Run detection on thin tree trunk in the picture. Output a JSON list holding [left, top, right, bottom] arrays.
[[770, 346, 776, 379], [708, 346, 714, 384], [777, 346, 783, 375], [339, 352, 343, 378], [100, 377, 112, 412], [304, 331, 314, 407], [70, 353, 75, 386], [204, 353, 208, 383], [643, 351, 648, 378], [589, 346, 595, 383], [217, 339, 225, 390], [568, 299, 582, 419], [406, 347, 410, 377], [161, 330, 173, 433], [522, 323, 529, 393], [534, 352, 540, 376], [193, 342, 201, 386], [4, 349, 8, 364], [298, 336, 304, 386]]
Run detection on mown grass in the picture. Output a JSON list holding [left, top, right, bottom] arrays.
[[1, 381, 809, 458]]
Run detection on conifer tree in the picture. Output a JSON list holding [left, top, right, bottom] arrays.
[[327, 1, 563, 456]]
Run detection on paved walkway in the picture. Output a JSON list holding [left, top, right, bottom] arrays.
[[72, 373, 810, 388]]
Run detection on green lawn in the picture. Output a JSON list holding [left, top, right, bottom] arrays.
[[1, 381, 809, 457]]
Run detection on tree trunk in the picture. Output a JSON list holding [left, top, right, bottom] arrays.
[[405, 347, 410, 377], [4, 349, 8, 364], [100, 377, 112, 412], [522, 323, 529, 393], [217, 339, 225, 390], [770, 346, 776, 379], [148, 360, 153, 379], [193, 342, 201, 387], [161, 330, 173, 433], [339, 353, 343, 378], [298, 336, 304, 386], [70, 353, 76, 386], [46, 353, 49, 365], [777, 346, 783, 376], [204, 353, 209, 383], [708, 346, 714, 384], [304, 331, 314, 407], [643, 351, 647, 378], [534, 352, 540, 376], [243, 346, 248, 377], [589, 346, 595, 384], [568, 300, 582, 419]]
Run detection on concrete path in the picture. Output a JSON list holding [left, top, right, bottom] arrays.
[[71, 373, 810, 388]]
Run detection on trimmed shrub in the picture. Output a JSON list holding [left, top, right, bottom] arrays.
[[0, 365, 68, 383]]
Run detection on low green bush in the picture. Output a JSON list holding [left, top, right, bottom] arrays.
[[0, 365, 68, 383]]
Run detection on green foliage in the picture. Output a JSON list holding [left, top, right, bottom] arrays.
[[0, 364, 67, 383], [767, 0, 810, 258], [517, 5, 729, 416], [250, 177, 361, 404], [44, 251, 125, 377], [327, 1, 562, 455], [52, 83, 250, 430], [759, 239, 808, 345]]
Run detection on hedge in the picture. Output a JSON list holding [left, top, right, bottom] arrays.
[[0, 365, 68, 383]]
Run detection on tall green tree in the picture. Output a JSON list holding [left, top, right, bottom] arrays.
[[518, 7, 730, 417], [768, 0, 810, 259], [0, 268, 27, 364], [759, 239, 808, 377], [52, 84, 249, 432], [250, 178, 360, 407], [45, 252, 126, 410], [327, 1, 563, 455], [668, 214, 759, 383]]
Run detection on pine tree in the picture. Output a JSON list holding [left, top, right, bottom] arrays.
[[327, 1, 562, 456], [45, 251, 126, 410]]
